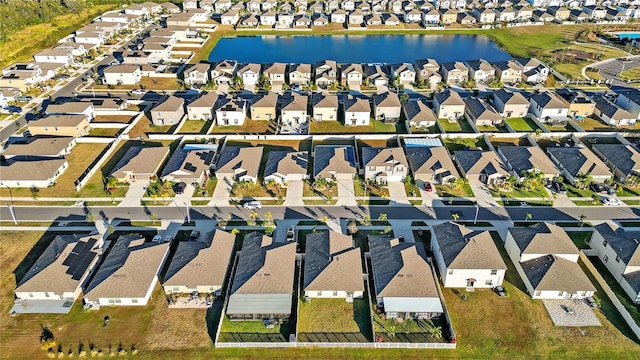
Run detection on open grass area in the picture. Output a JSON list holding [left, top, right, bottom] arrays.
[[506, 117, 540, 132], [620, 66, 640, 82], [310, 119, 403, 134], [576, 117, 616, 131], [93, 115, 136, 124], [297, 298, 371, 337], [491, 183, 549, 199], [443, 137, 487, 153], [208, 119, 273, 134], [354, 179, 389, 198], [567, 231, 592, 250], [303, 180, 338, 199], [438, 118, 475, 133], [88, 127, 122, 137], [544, 122, 576, 132], [177, 120, 211, 134], [230, 182, 286, 200], [0, 143, 116, 199], [436, 183, 475, 198], [127, 116, 176, 138]]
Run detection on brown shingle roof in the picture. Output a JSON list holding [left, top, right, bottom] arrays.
[[29, 115, 86, 128], [0, 158, 67, 181], [153, 95, 185, 112], [110, 146, 170, 179]]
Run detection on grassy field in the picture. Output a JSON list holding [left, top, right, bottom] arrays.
[[230, 182, 286, 200], [208, 119, 273, 134], [127, 116, 176, 138], [89, 127, 122, 137], [297, 298, 371, 335], [303, 181, 338, 199], [506, 117, 541, 132], [443, 137, 487, 152], [620, 66, 640, 81], [310, 119, 402, 134], [577, 117, 616, 131], [93, 115, 136, 124], [177, 120, 211, 134]]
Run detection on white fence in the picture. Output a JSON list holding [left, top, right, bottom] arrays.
[[74, 138, 121, 191], [215, 341, 456, 348], [76, 137, 115, 144]]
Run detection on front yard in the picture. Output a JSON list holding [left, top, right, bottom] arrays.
[[302, 180, 338, 199], [230, 181, 286, 201], [490, 183, 550, 199], [436, 182, 475, 198], [354, 179, 390, 198], [297, 298, 372, 342]]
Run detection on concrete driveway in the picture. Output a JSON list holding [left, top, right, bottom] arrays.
[[469, 181, 498, 207], [271, 81, 283, 94], [173, 182, 196, 203], [208, 178, 232, 207], [388, 181, 410, 206], [283, 180, 304, 206], [118, 180, 148, 207], [336, 178, 358, 206]]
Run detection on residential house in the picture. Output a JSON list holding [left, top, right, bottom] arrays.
[[0, 87, 20, 108], [215, 146, 263, 183], [454, 150, 509, 184], [151, 95, 185, 126], [313, 145, 357, 180], [341, 63, 364, 86], [364, 64, 390, 86], [342, 0, 356, 10], [83, 235, 170, 307], [615, 88, 640, 120], [423, 9, 441, 25], [546, 146, 613, 184], [606, 8, 630, 21], [45, 102, 95, 120], [362, 147, 408, 183], [109, 146, 170, 183], [528, 91, 569, 122], [261, 10, 277, 25], [326, 0, 340, 12], [250, 92, 278, 121], [372, 91, 401, 123], [368, 235, 444, 320], [186, 92, 218, 121], [591, 144, 640, 183], [313, 13, 330, 25], [226, 232, 296, 321], [474, 7, 496, 22], [27, 115, 90, 137], [464, 97, 502, 126], [569, 9, 591, 21], [311, 93, 338, 121], [246, 0, 261, 13], [505, 223, 596, 299], [343, 95, 371, 126], [162, 230, 235, 296], [33, 49, 74, 66], [495, 7, 516, 21], [303, 231, 364, 301], [160, 145, 217, 185], [465, 59, 495, 83], [263, 62, 287, 85], [211, 60, 238, 85], [403, 99, 438, 128], [532, 10, 554, 22], [215, 0, 232, 13], [215, 97, 247, 126], [431, 222, 506, 288], [315, 59, 338, 88], [289, 63, 312, 85], [492, 60, 522, 85], [593, 96, 636, 126], [280, 94, 309, 126], [440, 8, 458, 24], [103, 64, 142, 85], [263, 150, 309, 185], [515, 57, 549, 84], [497, 146, 561, 181], [331, 9, 348, 23], [440, 61, 468, 85], [1, 136, 75, 160], [366, 13, 383, 25], [220, 9, 239, 24], [278, 11, 295, 27], [0, 155, 68, 188], [556, 89, 595, 118], [294, 14, 313, 28], [184, 63, 211, 86], [591, 223, 640, 304], [13, 234, 101, 312], [548, 6, 571, 20], [433, 89, 465, 119], [414, 58, 442, 88], [383, 13, 401, 25], [391, 63, 416, 85], [404, 145, 460, 184], [240, 14, 259, 27], [458, 12, 477, 24], [405, 8, 423, 22], [515, 5, 533, 20], [238, 63, 261, 87], [348, 9, 365, 25], [491, 88, 530, 118]]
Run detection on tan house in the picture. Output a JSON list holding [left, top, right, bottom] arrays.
[[162, 230, 235, 296], [556, 89, 595, 118], [405, 145, 460, 184], [215, 146, 264, 183], [0, 158, 68, 188], [493, 60, 523, 85], [263, 150, 309, 185], [250, 92, 278, 121], [433, 89, 465, 119], [440, 61, 468, 85], [151, 95, 185, 126], [491, 89, 530, 118], [263, 62, 287, 85], [497, 146, 561, 181], [186, 92, 218, 121], [109, 146, 170, 183], [440, 8, 458, 24], [372, 91, 402, 123], [464, 97, 503, 126], [454, 150, 509, 185], [547, 147, 612, 185], [313, 145, 357, 180], [311, 93, 338, 122], [403, 99, 438, 128], [289, 63, 312, 85], [28, 115, 90, 137], [362, 147, 408, 183], [1, 136, 75, 160]]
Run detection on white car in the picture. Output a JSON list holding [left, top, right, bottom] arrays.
[[243, 201, 262, 210], [602, 197, 622, 206], [130, 89, 146, 96], [152, 235, 163, 243]]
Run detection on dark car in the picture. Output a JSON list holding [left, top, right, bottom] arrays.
[[173, 182, 187, 194], [553, 181, 566, 194], [424, 182, 433, 192], [544, 178, 553, 188], [4, 106, 22, 114], [585, 296, 598, 309], [590, 182, 607, 194], [492, 286, 507, 297], [189, 230, 201, 241]]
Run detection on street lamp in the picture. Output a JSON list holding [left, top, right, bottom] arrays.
[[474, 204, 479, 225], [5, 186, 17, 224]]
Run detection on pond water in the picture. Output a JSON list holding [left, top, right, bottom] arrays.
[[207, 34, 511, 64]]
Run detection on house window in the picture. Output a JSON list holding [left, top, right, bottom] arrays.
[[29, 293, 34, 298], [131, 299, 138, 304], [615, 255, 620, 263], [333, 290, 338, 296], [347, 292, 353, 298], [316, 291, 322, 297], [172, 287, 179, 292], [603, 240, 608, 247], [534, 290, 541, 297], [368, 166, 375, 171], [45, 293, 50, 298], [108, 299, 116, 304], [604, 255, 608, 262], [448, 269, 453, 275], [485, 280, 493, 286], [558, 291, 564, 296], [209, 286, 215, 292], [491, 269, 498, 275]]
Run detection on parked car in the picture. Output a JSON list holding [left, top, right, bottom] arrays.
[[602, 197, 622, 206], [492, 286, 506, 297], [286, 226, 295, 242], [16, 96, 33, 102], [130, 89, 146, 96], [152, 235, 163, 243], [4, 106, 21, 113], [585, 296, 598, 309], [243, 201, 262, 210], [590, 182, 608, 194], [173, 182, 187, 194], [544, 178, 553, 188], [424, 181, 433, 192], [164, 235, 173, 243], [605, 184, 617, 196], [189, 230, 201, 241], [553, 181, 566, 194]]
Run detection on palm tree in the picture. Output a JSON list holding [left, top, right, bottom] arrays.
[[452, 213, 460, 221], [264, 211, 273, 226], [579, 214, 586, 227], [378, 213, 388, 222], [525, 212, 532, 222], [424, 320, 443, 340], [30, 186, 40, 202], [249, 210, 258, 223]]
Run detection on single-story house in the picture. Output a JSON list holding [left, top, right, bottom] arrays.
[[431, 222, 506, 288], [368, 235, 444, 320], [83, 234, 170, 308], [160, 145, 217, 185], [404, 145, 460, 184], [497, 145, 561, 181], [591, 144, 640, 183], [505, 223, 596, 299], [263, 150, 309, 185], [162, 230, 235, 296], [313, 145, 357, 181], [454, 150, 509, 185], [0, 158, 68, 188], [151, 95, 185, 126], [109, 146, 170, 183], [215, 146, 263, 183], [546, 146, 612, 185], [361, 147, 408, 183], [1, 136, 75, 160], [226, 232, 297, 321], [303, 231, 364, 302]]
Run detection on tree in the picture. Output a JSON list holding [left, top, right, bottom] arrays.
[[362, 214, 371, 226], [264, 211, 273, 226], [86, 212, 95, 224], [30, 186, 40, 202], [452, 213, 460, 221], [579, 214, 586, 227], [321, 215, 328, 223], [249, 210, 258, 223], [525, 212, 532, 222], [378, 213, 388, 222], [150, 212, 158, 225], [231, 228, 240, 235]]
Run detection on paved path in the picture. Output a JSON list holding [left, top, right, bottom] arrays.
[[336, 178, 358, 206], [118, 181, 148, 207], [388, 181, 410, 206], [469, 181, 499, 207], [208, 178, 232, 207], [283, 180, 304, 206]]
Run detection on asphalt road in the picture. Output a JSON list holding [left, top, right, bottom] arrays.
[[3, 204, 639, 224], [591, 57, 640, 86]]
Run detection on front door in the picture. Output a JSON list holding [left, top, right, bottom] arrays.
[[466, 279, 475, 287]]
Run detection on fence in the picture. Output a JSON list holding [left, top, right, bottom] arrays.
[[74, 138, 121, 191], [579, 251, 640, 340], [214, 341, 455, 349]]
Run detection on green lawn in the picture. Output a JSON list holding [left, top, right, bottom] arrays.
[[443, 137, 487, 152], [491, 183, 549, 199], [209, 119, 274, 134], [230, 182, 286, 200], [506, 117, 541, 132], [576, 117, 616, 131], [567, 231, 593, 249], [619, 66, 640, 82], [177, 120, 211, 134], [477, 124, 499, 132], [219, 315, 283, 334], [303, 180, 338, 199], [564, 183, 597, 198], [309, 119, 403, 134], [354, 179, 389, 198], [438, 118, 475, 133], [297, 298, 371, 337], [89, 127, 122, 137], [544, 122, 576, 132], [436, 183, 475, 198]]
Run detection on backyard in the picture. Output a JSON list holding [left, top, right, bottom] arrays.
[[505, 117, 541, 132], [438, 118, 475, 133], [372, 308, 444, 343], [127, 116, 176, 138], [177, 120, 211, 134], [218, 315, 289, 342], [576, 117, 616, 132], [208, 119, 273, 134], [297, 298, 372, 342], [443, 137, 487, 153], [310, 119, 402, 134]]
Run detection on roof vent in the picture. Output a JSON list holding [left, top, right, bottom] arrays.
[[634, 238, 639, 245]]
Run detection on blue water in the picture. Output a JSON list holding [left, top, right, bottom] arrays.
[[207, 35, 511, 64], [617, 32, 640, 39]]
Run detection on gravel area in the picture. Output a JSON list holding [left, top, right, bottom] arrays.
[[543, 299, 601, 327]]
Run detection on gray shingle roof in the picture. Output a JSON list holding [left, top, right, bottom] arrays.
[[593, 223, 640, 266], [521, 255, 595, 292], [508, 222, 579, 256], [498, 145, 560, 177], [361, 147, 408, 168], [547, 147, 611, 178], [216, 146, 263, 179], [593, 96, 634, 120], [303, 231, 364, 292], [464, 97, 502, 122], [264, 150, 308, 178], [313, 145, 357, 178], [403, 99, 437, 123], [110, 146, 170, 179], [493, 89, 530, 105], [433, 89, 465, 107], [0, 158, 67, 181], [405, 146, 459, 179], [432, 222, 506, 270], [161, 147, 217, 179], [454, 150, 509, 177], [592, 144, 640, 177]]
